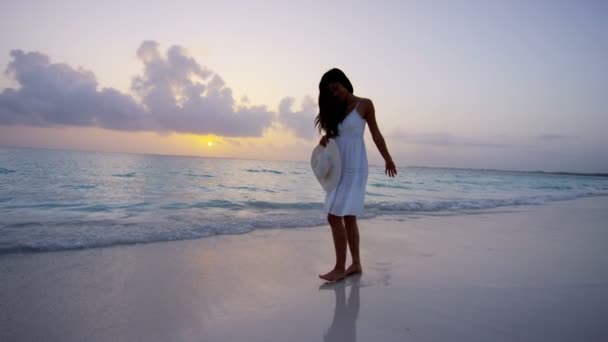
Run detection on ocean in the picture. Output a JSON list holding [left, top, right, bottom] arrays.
[[1, 146, 607, 254]]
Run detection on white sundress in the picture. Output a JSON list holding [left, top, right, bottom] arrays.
[[323, 101, 369, 217]]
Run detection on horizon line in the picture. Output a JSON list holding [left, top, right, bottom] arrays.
[[1, 143, 607, 177]]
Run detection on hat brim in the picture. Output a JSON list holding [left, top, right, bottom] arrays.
[[310, 139, 342, 192]]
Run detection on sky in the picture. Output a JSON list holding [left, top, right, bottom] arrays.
[[0, 0, 606, 172]]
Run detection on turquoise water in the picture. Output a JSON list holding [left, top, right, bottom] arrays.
[[1, 147, 607, 254]]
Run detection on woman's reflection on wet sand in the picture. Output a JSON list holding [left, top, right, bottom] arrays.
[[320, 274, 361, 342]]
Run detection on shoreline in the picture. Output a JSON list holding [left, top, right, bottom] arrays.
[[2, 194, 607, 256], [2, 196, 607, 341]]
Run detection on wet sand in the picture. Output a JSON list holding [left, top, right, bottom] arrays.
[[2, 196, 607, 341]]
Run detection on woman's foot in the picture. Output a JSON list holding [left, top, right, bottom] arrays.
[[345, 263, 362, 276], [319, 268, 346, 282]]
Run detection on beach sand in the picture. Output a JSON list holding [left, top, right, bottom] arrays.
[[2, 196, 607, 341]]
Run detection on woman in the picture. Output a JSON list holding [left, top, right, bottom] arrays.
[[315, 68, 397, 282]]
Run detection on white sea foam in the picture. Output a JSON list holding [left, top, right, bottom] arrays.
[[1, 147, 607, 253]]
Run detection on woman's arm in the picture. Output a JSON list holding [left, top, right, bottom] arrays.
[[363, 99, 397, 177]]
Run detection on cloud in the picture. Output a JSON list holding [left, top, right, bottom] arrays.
[[388, 130, 581, 150], [387, 131, 530, 149], [277, 95, 318, 139], [535, 134, 573, 142], [0, 41, 275, 137], [0, 50, 149, 130]]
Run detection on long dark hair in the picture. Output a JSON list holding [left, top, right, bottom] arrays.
[[314, 68, 354, 138]]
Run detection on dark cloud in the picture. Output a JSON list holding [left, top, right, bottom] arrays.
[[0, 50, 149, 130], [0, 41, 274, 137], [277, 95, 318, 139]]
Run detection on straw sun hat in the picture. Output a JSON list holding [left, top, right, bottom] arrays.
[[310, 139, 342, 192]]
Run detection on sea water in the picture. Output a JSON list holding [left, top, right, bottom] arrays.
[[1, 146, 607, 254]]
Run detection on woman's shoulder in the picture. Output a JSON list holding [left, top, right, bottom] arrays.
[[356, 97, 374, 108], [355, 97, 374, 118]]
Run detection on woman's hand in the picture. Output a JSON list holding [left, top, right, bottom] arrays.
[[319, 135, 328, 147], [385, 159, 397, 178]]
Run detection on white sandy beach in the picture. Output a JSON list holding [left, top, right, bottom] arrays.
[[1, 196, 607, 342]]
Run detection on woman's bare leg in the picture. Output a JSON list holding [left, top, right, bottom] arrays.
[[319, 214, 347, 282], [344, 215, 363, 275]]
